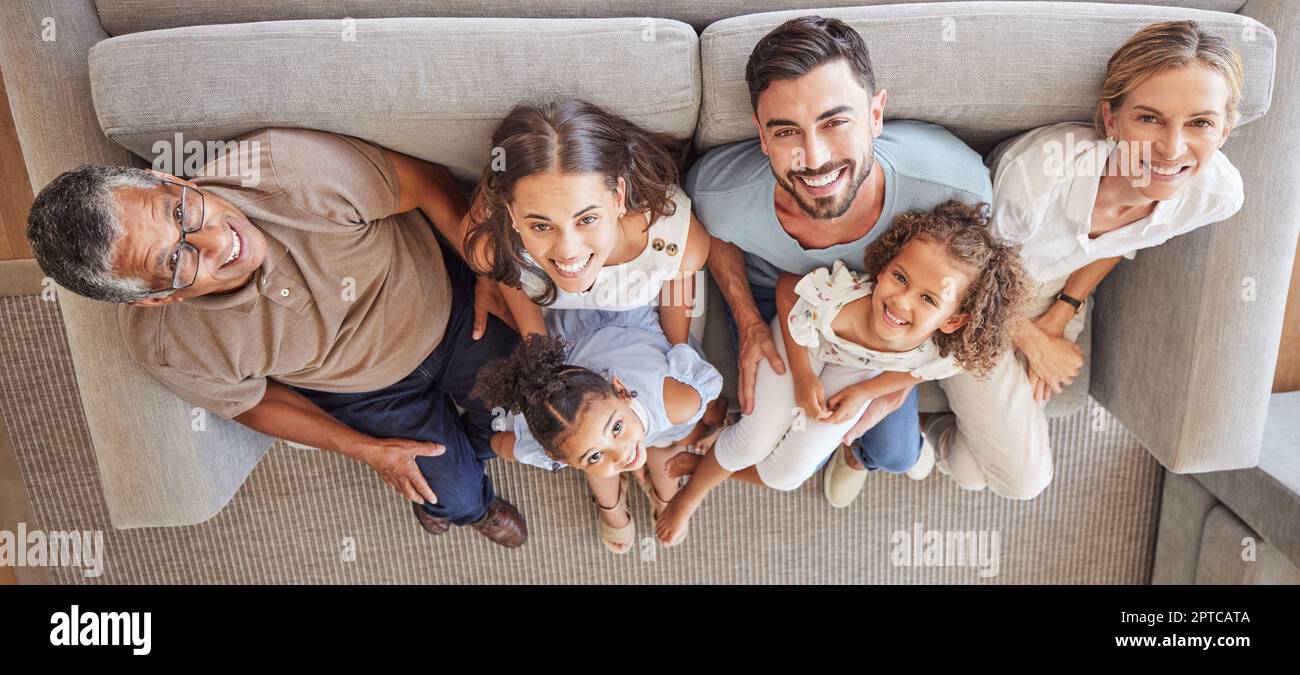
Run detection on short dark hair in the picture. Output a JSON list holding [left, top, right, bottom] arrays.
[[745, 15, 877, 111], [26, 164, 159, 303], [748, 14, 878, 111]]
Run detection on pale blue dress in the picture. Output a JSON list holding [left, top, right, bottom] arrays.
[[507, 306, 723, 471]]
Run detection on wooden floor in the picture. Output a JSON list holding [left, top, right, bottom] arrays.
[[1276, 243, 1300, 392], [0, 70, 32, 262], [2, 71, 30, 585]]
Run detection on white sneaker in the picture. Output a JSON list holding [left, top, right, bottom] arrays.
[[906, 433, 935, 481], [918, 413, 955, 479], [823, 444, 868, 508]]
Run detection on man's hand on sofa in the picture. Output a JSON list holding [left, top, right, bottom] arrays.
[[353, 437, 445, 504]]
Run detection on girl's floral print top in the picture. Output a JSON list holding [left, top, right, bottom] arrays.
[[787, 260, 962, 381]]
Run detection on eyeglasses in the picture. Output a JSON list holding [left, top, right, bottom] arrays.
[[146, 179, 206, 293]]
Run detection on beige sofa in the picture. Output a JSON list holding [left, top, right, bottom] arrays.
[[1, 0, 1296, 584]]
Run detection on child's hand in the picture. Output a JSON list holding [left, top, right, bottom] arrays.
[[490, 432, 517, 462], [693, 425, 725, 454], [826, 384, 872, 424], [793, 375, 831, 421]]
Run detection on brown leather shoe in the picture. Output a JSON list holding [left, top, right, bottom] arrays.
[[411, 502, 451, 536], [469, 498, 528, 548]]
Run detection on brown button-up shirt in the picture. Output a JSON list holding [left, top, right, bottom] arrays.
[[120, 128, 451, 419]]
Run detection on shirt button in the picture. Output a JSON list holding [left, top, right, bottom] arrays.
[[280, 288, 290, 297]]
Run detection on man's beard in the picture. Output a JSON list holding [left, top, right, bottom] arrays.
[[775, 155, 873, 221]]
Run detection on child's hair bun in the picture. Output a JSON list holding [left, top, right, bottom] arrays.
[[473, 333, 569, 413]]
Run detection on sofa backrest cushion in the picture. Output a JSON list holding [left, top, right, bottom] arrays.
[[695, 1, 1274, 154], [92, 0, 1249, 36], [89, 17, 700, 182]]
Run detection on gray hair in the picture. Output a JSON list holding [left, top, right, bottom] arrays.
[[27, 165, 165, 303]]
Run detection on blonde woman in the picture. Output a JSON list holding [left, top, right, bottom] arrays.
[[920, 20, 1246, 499]]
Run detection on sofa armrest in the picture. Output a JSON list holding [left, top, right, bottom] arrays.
[[1192, 391, 1300, 570], [1091, 2, 1296, 473], [1195, 505, 1300, 584], [0, 0, 273, 528]]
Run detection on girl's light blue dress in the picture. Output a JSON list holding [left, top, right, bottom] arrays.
[[506, 306, 723, 471]]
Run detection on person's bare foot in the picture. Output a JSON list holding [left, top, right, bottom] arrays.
[[655, 491, 701, 547], [665, 451, 702, 480]]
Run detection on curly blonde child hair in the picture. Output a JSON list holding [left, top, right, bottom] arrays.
[[861, 200, 1032, 378]]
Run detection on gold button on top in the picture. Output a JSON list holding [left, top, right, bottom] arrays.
[[651, 238, 666, 252], [280, 288, 290, 297], [665, 243, 679, 256]]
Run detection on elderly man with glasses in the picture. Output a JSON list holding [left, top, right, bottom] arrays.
[[26, 128, 528, 548]]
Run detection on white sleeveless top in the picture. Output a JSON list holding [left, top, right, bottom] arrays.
[[518, 187, 692, 311]]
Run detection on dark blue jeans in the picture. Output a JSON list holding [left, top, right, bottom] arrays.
[[724, 282, 921, 474], [294, 241, 519, 525]]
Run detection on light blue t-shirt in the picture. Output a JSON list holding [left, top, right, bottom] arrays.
[[683, 120, 992, 289]]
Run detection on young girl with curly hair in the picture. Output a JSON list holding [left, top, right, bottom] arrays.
[[655, 200, 1032, 546]]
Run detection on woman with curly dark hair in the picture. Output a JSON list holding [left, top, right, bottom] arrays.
[[655, 200, 1031, 546]]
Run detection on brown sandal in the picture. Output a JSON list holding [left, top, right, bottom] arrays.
[[592, 474, 635, 554], [637, 470, 689, 544]]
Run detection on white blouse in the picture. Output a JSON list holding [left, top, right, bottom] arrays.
[[786, 260, 962, 381], [518, 187, 693, 311], [990, 122, 1244, 300]]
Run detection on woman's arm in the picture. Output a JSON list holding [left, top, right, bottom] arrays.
[[1015, 256, 1121, 400], [657, 215, 710, 345], [1035, 255, 1123, 337], [500, 283, 547, 337]]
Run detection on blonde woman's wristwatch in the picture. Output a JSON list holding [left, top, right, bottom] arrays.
[[1055, 292, 1083, 313]]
